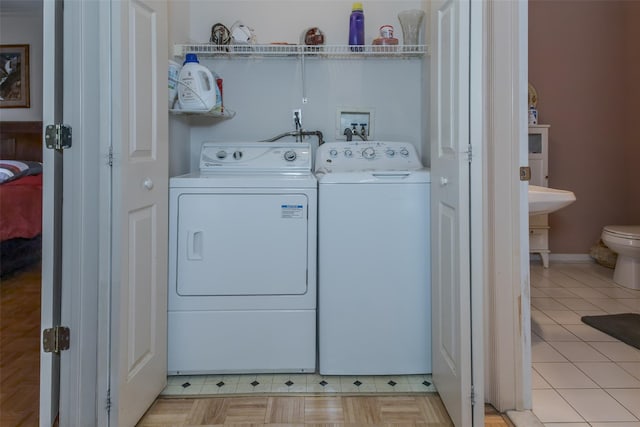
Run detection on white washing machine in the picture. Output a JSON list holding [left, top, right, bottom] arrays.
[[316, 141, 431, 375], [168, 142, 317, 374]]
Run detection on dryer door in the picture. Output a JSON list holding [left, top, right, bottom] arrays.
[[176, 192, 310, 296]]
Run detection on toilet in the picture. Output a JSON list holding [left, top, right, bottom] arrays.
[[601, 225, 640, 290]]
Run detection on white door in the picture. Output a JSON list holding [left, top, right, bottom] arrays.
[[40, 0, 63, 424], [108, 0, 169, 425], [430, 0, 481, 425]]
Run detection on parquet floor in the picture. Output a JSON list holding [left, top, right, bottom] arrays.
[[0, 263, 42, 427], [137, 395, 513, 426]]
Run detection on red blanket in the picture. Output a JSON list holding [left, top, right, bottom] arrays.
[[0, 174, 42, 241]]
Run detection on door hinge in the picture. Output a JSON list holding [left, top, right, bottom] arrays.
[[107, 146, 113, 167], [45, 124, 72, 150], [106, 388, 111, 413], [42, 326, 70, 354], [465, 144, 473, 163], [520, 166, 531, 181], [470, 386, 476, 406]]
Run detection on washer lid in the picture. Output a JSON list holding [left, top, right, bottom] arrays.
[[604, 225, 640, 239]]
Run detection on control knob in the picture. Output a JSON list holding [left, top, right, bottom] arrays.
[[216, 150, 227, 159], [344, 149, 353, 158], [233, 151, 243, 160], [385, 149, 395, 157], [362, 147, 376, 159], [284, 150, 297, 162], [400, 148, 410, 157], [329, 149, 338, 158]]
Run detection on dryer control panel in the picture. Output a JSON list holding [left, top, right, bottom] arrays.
[[200, 142, 312, 173], [316, 141, 423, 172]]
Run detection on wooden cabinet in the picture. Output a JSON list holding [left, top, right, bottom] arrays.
[[529, 125, 550, 267]]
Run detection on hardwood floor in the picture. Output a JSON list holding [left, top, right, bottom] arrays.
[[137, 395, 513, 427], [0, 263, 41, 426]]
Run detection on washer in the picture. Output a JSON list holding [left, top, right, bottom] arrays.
[[316, 141, 431, 375], [168, 142, 317, 374]]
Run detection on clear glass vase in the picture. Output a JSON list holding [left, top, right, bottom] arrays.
[[398, 9, 425, 46]]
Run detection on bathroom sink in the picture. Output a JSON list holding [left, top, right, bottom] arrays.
[[529, 185, 576, 215]]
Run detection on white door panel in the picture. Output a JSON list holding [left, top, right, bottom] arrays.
[[110, 0, 168, 425], [430, 0, 474, 426]]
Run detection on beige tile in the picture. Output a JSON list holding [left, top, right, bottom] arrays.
[[543, 288, 584, 298], [567, 288, 610, 299], [575, 362, 640, 388], [548, 341, 609, 362], [590, 299, 638, 314], [588, 342, 640, 362], [557, 389, 637, 422], [532, 310, 558, 325], [532, 332, 544, 342], [555, 298, 601, 311], [589, 423, 640, 427], [543, 423, 590, 427], [532, 389, 584, 423], [563, 325, 619, 342], [532, 324, 581, 342], [542, 310, 584, 325], [533, 363, 598, 389], [592, 287, 639, 298], [620, 299, 640, 311], [531, 288, 549, 297], [532, 298, 571, 311], [532, 342, 569, 362], [532, 368, 552, 389], [618, 362, 640, 380], [605, 388, 640, 419]]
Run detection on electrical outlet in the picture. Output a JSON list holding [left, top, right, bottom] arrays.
[[292, 109, 302, 127], [336, 108, 374, 139]]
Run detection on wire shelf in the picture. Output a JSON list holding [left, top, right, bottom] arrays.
[[173, 43, 428, 58], [169, 108, 236, 118]]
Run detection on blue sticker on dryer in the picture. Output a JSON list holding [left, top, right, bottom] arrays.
[[281, 204, 304, 218]]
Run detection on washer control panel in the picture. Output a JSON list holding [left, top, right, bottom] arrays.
[[316, 141, 423, 172], [200, 142, 311, 173]]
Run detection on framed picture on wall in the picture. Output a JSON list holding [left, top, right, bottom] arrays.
[[0, 44, 30, 108]]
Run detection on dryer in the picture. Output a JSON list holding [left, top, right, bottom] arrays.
[[316, 141, 431, 375], [168, 142, 317, 374]]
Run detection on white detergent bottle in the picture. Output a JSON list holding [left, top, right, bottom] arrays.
[[177, 53, 217, 111]]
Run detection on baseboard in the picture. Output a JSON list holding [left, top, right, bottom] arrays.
[[530, 253, 593, 264]]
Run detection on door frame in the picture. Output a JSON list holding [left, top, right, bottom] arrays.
[[46, 0, 108, 424], [482, 0, 531, 413], [43, 0, 529, 424]]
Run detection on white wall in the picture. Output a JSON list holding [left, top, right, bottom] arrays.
[[0, 0, 43, 121], [167, 0, 428, 175]]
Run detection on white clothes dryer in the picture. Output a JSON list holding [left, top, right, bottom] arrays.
[[168, 142, 317, 374], [316, 141, 431, 375]]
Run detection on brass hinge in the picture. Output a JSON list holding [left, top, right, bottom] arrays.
[[42, 326, 70, 354], [520, 166, 531, 181], [45, 124, 72, 150]]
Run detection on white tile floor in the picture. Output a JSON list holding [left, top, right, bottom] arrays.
[[530, 262, 640, 427], [161, 373, 437, 396]]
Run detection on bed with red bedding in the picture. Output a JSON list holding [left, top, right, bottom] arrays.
[[0, 121, 43, 277]]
